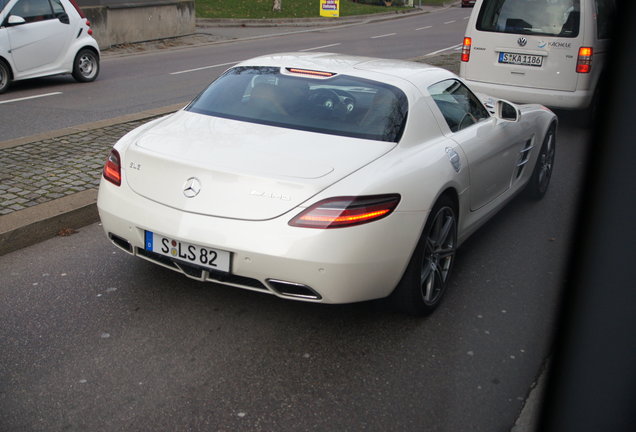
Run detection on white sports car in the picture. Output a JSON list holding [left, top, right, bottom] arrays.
[[97, 53, 557, 315]]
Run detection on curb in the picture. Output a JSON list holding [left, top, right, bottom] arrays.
[[510, 359, 549, 432], [0, 190, 98, 256]]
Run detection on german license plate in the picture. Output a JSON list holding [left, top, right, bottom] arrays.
[[498, 52, 543, 67], [145, 231, 231, 273]]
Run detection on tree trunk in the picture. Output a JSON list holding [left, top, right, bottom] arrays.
[[273, 0, 282, 12]]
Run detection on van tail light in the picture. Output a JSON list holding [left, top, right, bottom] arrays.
[[576, 47, 593, 73], [461, 37, 472, 62], [103, 149, 122, 186], [289, 194, 401, 229]]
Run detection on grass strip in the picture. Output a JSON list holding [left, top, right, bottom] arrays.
[[195, 0, 426, 19]]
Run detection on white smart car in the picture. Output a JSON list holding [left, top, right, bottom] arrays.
[[0, 0, 100, 93], [98, 53, 557, 315]]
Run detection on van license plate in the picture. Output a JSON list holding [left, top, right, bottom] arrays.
[[145, 231, 231, 273], [498, 52, 543, 67]]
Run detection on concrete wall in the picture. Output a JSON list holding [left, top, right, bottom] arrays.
[[79, 1, 195, 49]]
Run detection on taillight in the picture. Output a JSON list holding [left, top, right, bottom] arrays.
[[289, 194, 401, 229], [103, 149, 121, 186], [576, 47, 593, 73], [461, 37, 472, 62]]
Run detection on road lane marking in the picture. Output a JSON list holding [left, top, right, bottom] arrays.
[[416, 25, 433, 30], [300, 43, 341, 52], [0, 92, 62, 105], [424, 43, 462, 57], [170, 61, 241, 75], [371, 33, 397, 39], [444, 20, 456, 24]]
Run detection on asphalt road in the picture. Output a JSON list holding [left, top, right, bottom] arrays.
[[0, 7, 471, 141], [0, 116, 590, 431]]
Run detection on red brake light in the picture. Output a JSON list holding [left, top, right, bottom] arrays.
[[285, 68, 335, 78], [289, 194, 401, 229], [461, 37, 472, 62], [576, 46, 593, 73], [103, 149, 121, 186]]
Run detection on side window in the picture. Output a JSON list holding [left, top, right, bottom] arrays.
[[595, 0, 616, 40], [427, 79, 490, 133], [50, 0, 66, 19], [10, 0, 55, 23]]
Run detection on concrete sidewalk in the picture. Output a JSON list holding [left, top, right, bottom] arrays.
[[0, 104, 185, 255]]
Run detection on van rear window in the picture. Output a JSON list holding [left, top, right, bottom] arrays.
[[476, 0, 580, 38]]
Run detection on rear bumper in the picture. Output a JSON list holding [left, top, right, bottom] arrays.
[[97, 179, 425, 304], [463, 79, 593, 110]]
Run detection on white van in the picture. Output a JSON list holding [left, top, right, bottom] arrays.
[[459, 0, 615, 109]]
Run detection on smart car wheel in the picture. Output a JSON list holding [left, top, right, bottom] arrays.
[[72, 49, 100, 82], [392, 196, 457, 316], [526, 124, 556, 200], [0, 60, 11, 94]]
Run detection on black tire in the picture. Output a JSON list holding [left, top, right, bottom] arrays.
[[0, 60, 11, 94], [526, 124, 556, 200], [72, 48, 99, 83], [391, 196, 458, 316]]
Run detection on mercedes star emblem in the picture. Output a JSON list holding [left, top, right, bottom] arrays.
[[183, 177, 201, 198]]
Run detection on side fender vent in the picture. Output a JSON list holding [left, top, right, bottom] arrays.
[[516, 138, 534, 179]]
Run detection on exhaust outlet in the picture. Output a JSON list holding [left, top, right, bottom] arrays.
[[267, 279, 322, 300]]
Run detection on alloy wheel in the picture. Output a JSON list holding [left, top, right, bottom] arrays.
[[420, 206, 457, 306], [537, 130, 555, 194]]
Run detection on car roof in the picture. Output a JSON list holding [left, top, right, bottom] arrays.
[[236, 52, 457, 91]]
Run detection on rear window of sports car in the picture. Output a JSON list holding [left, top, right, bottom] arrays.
[[186, 66, 409, 142]]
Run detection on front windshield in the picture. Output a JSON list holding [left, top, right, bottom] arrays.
[[186, 66, 409, 143], [477, 0, 580, 37]]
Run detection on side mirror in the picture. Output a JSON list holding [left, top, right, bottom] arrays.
[[7, 15, 26, 25], [496, 100, 519, 122], [58, 13, 69, 24]]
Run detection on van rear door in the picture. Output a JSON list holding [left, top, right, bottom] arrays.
[[463, 0, 583, 92]]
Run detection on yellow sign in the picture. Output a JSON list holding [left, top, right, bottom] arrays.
[[320, 0, 339, 18]]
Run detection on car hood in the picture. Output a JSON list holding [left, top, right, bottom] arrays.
[[123, 111, 396, 220]]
